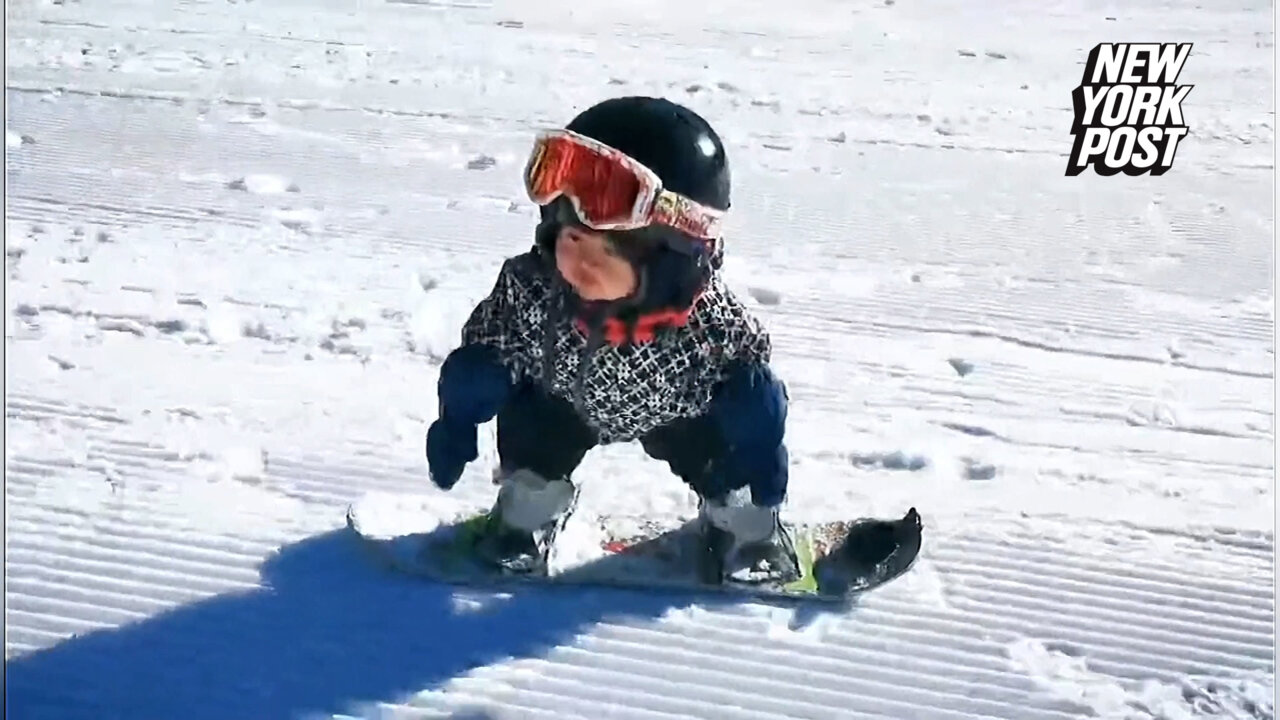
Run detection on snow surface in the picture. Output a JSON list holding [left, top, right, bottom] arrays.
[[4, 0, 1275, 717]]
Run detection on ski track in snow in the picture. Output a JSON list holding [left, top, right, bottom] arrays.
[[4, 0, 1274, 717]]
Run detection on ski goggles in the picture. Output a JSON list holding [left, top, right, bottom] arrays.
[[523, 129, 725, 241]]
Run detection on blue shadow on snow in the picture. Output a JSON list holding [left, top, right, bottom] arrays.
[[4, 525, 737, 719]]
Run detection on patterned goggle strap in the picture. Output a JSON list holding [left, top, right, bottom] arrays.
[[524, 129, 725, 241]]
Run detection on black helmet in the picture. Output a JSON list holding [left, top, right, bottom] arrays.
[[536, 96, 731, 246], [566, 95, 731, 212], [534, 96, 729, 316]]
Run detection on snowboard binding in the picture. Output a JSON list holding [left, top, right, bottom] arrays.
[[695, 492, 804, 588], [469, 469, 581, 576]]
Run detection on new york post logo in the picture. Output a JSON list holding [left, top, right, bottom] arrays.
[[1066, 43, 1193, 176]]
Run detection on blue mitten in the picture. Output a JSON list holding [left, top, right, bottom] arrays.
[[425, 416, 477, 490], [425, 343, 515, 490]]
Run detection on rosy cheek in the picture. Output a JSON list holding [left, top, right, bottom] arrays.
[[555, 242, 576, 270], [555, 247, 587, 284]]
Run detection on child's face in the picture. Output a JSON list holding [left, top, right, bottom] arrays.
[[554, 225, 638, 302]]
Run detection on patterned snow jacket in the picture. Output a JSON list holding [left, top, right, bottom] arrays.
[[436, 249, 790, 506]]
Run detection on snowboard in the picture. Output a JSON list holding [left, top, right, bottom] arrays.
[[346, 493, 924, 606]]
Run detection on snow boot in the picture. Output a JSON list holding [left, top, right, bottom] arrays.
[[473, 468, 579, 575], [697, 486, 802, 586]]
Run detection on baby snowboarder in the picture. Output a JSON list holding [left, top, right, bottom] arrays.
[[425, 96, 800, 586]]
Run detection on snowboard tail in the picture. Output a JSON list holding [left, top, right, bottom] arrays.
[[347, 497, 924, 605]]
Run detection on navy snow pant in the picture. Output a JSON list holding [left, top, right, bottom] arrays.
[[496, 381, 746, 502]]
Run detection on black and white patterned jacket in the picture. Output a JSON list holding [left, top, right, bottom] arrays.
[[460, 250, 772, 444]]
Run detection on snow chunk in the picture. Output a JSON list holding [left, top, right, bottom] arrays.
[[228, 174, 298, 195], [348, 491, 474, 539], [203, 302, 244, 344], [217, 445, 268, 482], [406, 301, 459, 361]]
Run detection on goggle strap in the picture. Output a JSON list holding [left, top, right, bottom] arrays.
[[652, 190, 724, 240]]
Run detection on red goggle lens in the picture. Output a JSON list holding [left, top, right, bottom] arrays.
[[527, 136, 645, 228]]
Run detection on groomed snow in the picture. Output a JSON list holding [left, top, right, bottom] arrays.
[[4, 0, 1274, 717]]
